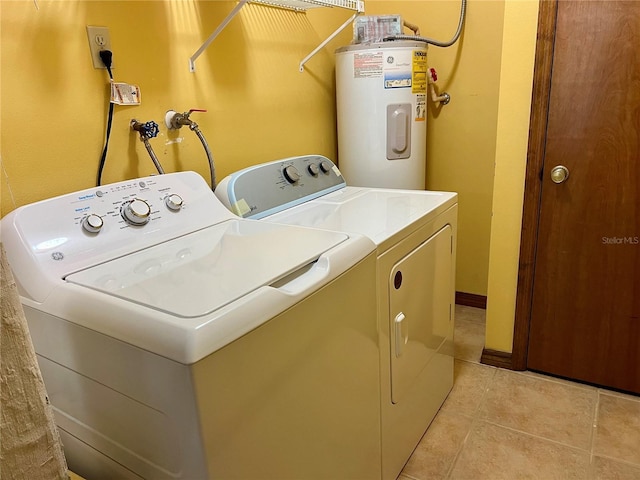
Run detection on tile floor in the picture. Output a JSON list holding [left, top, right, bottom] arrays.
[[399, 305, 640, 480]]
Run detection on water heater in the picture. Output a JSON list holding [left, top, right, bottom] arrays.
[[336, 41, 428, 190]]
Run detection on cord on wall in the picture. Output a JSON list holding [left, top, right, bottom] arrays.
[[384, 0, 467, 47], [96, 50, 114, 186]]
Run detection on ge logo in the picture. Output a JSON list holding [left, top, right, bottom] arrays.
[[387, 56, 394, 64], [51, 252, 64, 261]]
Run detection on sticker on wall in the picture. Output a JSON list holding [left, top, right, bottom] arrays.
[[412, 50, 428, 94], [110, 81, 141, 105], [353, 52, 384, 78], [415, 94, 426, 122]]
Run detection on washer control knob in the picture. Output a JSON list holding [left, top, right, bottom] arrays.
[[164, 193, 183, 211], [283, 165, 301, 184], [307, 164, 320, 176], [82, 214, 104, 234], [319, 161, 332, 174], [122, 198, 151, 226]]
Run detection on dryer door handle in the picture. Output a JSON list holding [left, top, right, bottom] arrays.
[[394, 312, 408, 357]]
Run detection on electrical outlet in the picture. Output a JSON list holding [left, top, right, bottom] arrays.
[[86, 26, 113, 69]]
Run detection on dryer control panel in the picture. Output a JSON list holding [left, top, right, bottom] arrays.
[[215, 155, 346, 219]]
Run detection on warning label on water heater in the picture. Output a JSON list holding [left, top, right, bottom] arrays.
[[412, 50, 428, 94], [415, 94, 426, 122], [353, 52, 384, 78]]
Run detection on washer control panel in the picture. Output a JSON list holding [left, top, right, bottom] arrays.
[[215, 155, 346, 219], [69, 176, 190, 234], [1, 171, 235, 290]]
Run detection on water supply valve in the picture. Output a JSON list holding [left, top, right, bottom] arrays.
[[131, 120, 159, 140], [427, 67, 451, 106], [165, 109, 207, 130], [130, 119, 165, 175], [163, 108, 216, 190]]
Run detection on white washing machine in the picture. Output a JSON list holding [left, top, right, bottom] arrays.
[[0, 171, 382, 480], [216, 155, 458, 480]]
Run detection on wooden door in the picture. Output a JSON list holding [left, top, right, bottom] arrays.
[[527, 0, 640, 394]]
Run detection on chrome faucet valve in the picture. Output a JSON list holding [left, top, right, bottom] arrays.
[[165, 109, 207, 130]]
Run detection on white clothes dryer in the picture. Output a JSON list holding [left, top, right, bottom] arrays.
[[1, 171, 382, 480], [216, 155, 458, 480]]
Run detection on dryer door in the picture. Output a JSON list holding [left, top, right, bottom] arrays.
[[389, 224, 452, 404]]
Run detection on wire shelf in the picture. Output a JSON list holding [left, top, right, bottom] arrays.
[[189, 0, 364, 72], [250, 0, 363, 12]]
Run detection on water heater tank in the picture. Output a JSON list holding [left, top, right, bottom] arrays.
[[335, 41, 427, 190]]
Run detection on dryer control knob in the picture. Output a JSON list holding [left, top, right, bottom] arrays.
[[307, 164, 320, 176], [82, 214, 104, 234], [164, 194, 183, 211], [283, 165, 300, 184], [122, 198, 151, 226], [319, 161, 332, 174]]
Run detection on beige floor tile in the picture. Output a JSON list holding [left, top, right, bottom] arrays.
[[589, 456, 640, 480], [597, 388, 640, 403], [449, 421, 590, 480], [440, 360, 496, 417], [401, 411, 473, 480], [478, 369, 597, 449], [521, 370, 598, 392], [455, 305, 486, 324], [454, 317, 485, 363], [397, 475, 417, 480], [593, 393, 640, 465]]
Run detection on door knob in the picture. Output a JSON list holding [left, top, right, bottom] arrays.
[[550, 165, 570, 184]]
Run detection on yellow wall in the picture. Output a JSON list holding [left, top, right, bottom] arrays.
[[485, 0, 539, 352], [1, 1, 349, 214]]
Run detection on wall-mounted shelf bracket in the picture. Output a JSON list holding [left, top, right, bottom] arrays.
[[189, 0, 365, 73], [189, 0, 250, 72], [299, 11, 359, 72]]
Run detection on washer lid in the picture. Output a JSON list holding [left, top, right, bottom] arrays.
[[66, 219, 348, 318]]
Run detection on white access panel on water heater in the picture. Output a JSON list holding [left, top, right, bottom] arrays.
[[336, 41, 428, 190]]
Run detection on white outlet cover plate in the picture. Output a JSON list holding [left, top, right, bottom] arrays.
[[86, 25, 113, 69]]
